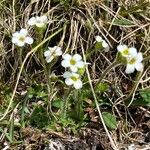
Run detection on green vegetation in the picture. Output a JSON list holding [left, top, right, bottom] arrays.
[[0, 0, 150, 149]]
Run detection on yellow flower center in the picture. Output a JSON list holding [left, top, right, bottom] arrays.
[[19, 36, 25, 42], [129, 58, 136, 64], [122, 49, 129, 55], [70, 59, 76, 65], [71, 76, 78, 81]]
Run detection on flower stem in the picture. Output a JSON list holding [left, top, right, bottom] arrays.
[[45, 64, 55, 119], [19, 48, 23, 66], [62, 89, 71, 118], [0, 27, 63, 121], [18, 48, 27, 77], [74, 90, 81, 120]]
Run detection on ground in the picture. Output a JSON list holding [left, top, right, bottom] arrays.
[[0, 0, 150, 149]]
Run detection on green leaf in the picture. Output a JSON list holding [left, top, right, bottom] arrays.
[[96, 82, 109, 93], [24, 107, 30, 114], [112, 18, 135, 26], [85, 19, 94, 31], [52, 99, 63, 108], [139, 89, 150, 102], [78, 67, 85, 76], [129, 89, 150, 106], [30, 105, 49, 129], [128, 99, 150, 106], [102, 112, 117, 130]]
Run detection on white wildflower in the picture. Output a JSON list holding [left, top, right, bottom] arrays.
[[44, 46, 62, 63], [63, 71, 83, 89], [95, 35, 109, 48], [12, 28, 33, 47], [117, 45, 137, 58], [95, 36, 103, 42], [61, 54, 85, 72], [125, 52, 143, 74], [28, 15, 48, 28]]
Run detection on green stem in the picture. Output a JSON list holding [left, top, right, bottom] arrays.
[[36, 28, 45, 65], [19, 48, 23, 65], [46, 64, 55, 119], [35, 27, 55, 119], [18, 47, 27, 78], [74, 90, 81, 120], [0, 27, 63, 121], [62, 89, 71, 118]]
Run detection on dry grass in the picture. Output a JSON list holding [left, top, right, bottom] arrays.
[[0, 0, 150, 149]]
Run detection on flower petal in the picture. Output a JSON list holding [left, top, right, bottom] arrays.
[[65, 78, 73, 86], [76, 61, 85, 68], [40, 15, 48, 23], [70, 65, 78, 72], [44, 50, 51, 57], [117, 45, 128, 52], [129, 47, 137, 56], [73, 54, 82, 61], [12, 37, 18, 44], [135, 62, 143, 72], [72, 72, 79, 78], [125, 64, 135, 74], [12, 32, 19, 37], [95, 36, 102, 42], [25, 37, 33, 44], [48, 47, 55, 53], [74, 80, 83, 89], [35, 16, 40, 22], [63, 71, 72, 78], [104, 46, 110, 52], [55, 46, 62, 56], [17, 41, 25, 47], [61, 60, 70, 67], [28, 17, 36, 26], [62, 54, 72, 60], [137, 52, 143, 62], [20, 29, 28, 36], [102, 40, 108, 48]]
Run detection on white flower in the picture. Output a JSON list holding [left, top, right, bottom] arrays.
[[28, 15, 48, 28], [95, 35, 109, 48], [61, 54, 85, 72], [12, 28, 33, 47], [117, 45, 137, 58], [95, 36, 103, 42], [44, 46, 62, 63], [125, 52, 143, 74], [63, 71, 83, 89]]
